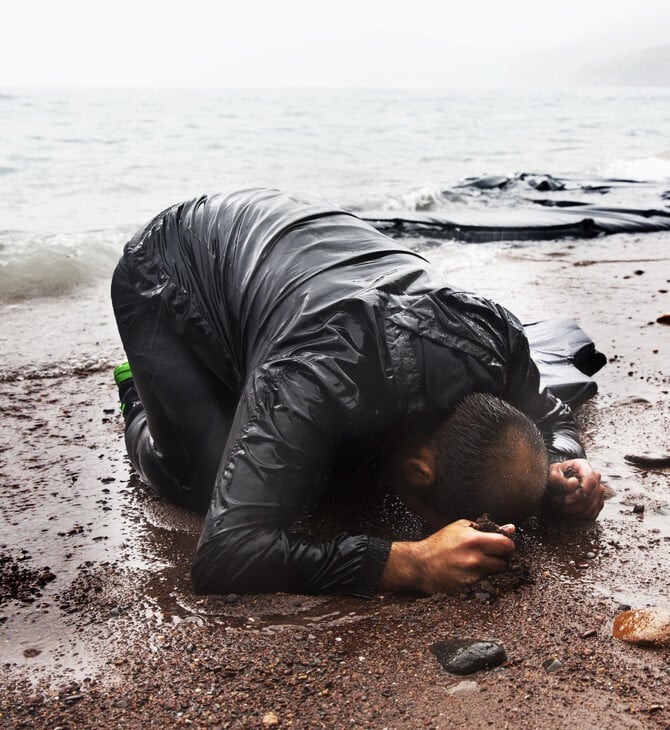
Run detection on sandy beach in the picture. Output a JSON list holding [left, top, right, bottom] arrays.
[[1, 229, 669, 728]]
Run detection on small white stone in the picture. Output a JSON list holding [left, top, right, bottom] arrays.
[[447, 680, 480, 696], [262, 711, 280, 727]]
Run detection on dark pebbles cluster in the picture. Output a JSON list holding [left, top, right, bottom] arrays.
[[464, 514, 533, 601], [0, 551, 55, 609]]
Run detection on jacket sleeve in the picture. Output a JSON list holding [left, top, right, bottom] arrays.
[[191, 359, 391, 597], [503, 319, 586, 463]]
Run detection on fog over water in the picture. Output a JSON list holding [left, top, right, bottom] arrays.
[[2, 0, 669, 88]]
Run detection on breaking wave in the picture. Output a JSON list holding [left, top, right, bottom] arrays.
[[0, 228, 128, 303]]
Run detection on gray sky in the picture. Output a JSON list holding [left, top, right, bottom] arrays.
[[2, 0, 669, 87]]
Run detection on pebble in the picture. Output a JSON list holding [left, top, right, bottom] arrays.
[[447, 680, 480, 696], [431, 639, 507, 675], [262, 711, 280, 727], [472, 590, 493, 603], [612, 607, 670, 647], [543, 658, 563, 673], [632, 504, 645, 514]]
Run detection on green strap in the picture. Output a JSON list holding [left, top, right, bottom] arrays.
[[113, 362, 133, 386]]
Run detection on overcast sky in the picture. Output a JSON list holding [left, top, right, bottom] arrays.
[[2, 0, 669, 87]]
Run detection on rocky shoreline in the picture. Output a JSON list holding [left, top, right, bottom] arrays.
[[1, 230, 669, 728]]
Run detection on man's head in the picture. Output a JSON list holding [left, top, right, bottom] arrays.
[[388, 393, 549, 527]]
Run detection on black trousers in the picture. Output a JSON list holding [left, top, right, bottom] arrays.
[[111, 259, 235, 513]]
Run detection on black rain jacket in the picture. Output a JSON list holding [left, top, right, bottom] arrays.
[[123, 188, 585, 597]]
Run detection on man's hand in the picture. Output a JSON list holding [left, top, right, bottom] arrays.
[[379, 520, 516, 595], [546, 458, 604, 520]]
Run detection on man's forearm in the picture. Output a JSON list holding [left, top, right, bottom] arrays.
[[379, 541, 426, 593]]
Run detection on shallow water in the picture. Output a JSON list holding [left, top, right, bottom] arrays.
[[2, 87, 670, 307], [3, 87, 670, 234]]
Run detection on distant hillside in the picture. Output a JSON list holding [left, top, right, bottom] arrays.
[[580, 44, 670, 86]]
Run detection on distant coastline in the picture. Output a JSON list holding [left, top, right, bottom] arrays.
[[580, 43, 670, 87]]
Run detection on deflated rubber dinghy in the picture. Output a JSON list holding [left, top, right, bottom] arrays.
[[363, 205, 670, 242], [362, 173, 670, 243]]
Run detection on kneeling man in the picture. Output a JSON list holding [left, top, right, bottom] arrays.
[[111, 188, 604, 597]]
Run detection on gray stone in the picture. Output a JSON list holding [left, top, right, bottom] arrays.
[[472, 591, 493, 603], [431, 639, 506, 675], [543, 658, 563, 673]]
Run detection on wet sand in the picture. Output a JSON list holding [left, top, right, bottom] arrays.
[[1, 231, 669, 728]]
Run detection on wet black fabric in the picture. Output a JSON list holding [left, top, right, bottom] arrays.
[[525, 319, 607, 409], [112, 188, 601, 597], [112, 260, 234, 513], [363, 205, 670, 242], [363, 172, 670, 243]]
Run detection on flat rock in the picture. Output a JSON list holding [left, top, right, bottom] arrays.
[[431, 639, 507, 675], [447, 680, 480, 695], [612, 396, 651, 406], [624, 452, 670, 468], [612, 607, 670, 647], [543, 658, 563, 673]]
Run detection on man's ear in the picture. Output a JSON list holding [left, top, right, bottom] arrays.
[[403, 447, 436, 491]]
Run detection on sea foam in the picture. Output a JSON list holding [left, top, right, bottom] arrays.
[[599, 156, 670, 183]]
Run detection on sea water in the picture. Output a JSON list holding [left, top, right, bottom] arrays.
[[1, 86, 669, 303]]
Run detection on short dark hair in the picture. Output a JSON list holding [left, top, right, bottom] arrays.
[[426, 393, 548, 523]]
